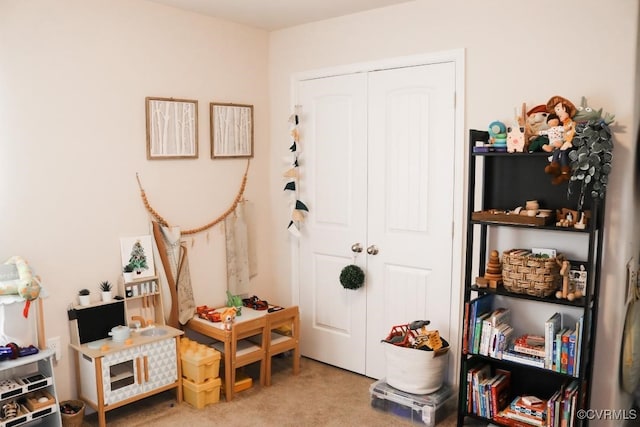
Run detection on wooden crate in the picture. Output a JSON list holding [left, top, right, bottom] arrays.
[[471, 210, 554, 226]]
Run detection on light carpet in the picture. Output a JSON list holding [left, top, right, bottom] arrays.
[[80, 355, 458, 427]]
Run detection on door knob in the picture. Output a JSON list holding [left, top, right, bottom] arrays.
[[367, 245, 379, 255], [351, 243, 363, 253]]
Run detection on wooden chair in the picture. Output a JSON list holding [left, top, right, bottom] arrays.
[[264, 306, 300, 386], [212, 316, 267, 401]]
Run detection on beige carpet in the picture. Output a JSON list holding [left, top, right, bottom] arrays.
[[80, 355, 459, 427]]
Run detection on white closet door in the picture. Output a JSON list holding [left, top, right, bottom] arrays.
[[297, 73, 369, 374], [297, 61, 456, 378], [365, 62, 456, 379]]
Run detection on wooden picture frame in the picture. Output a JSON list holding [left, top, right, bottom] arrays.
[[210, 103, 253, 158], [146, 97, 198, 159]]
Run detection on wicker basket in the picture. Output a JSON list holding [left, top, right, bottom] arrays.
[[501, 249, 564, 297]]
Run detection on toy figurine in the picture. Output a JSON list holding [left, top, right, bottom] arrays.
[[538, 114, 563, 153], [220, 306, 237, 331], [544, 96, 577, 185]]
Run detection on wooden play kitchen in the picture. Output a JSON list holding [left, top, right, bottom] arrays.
[[68, 275, 183, 427]]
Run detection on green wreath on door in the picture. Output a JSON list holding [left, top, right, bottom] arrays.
[[339, 265, 365, 290]]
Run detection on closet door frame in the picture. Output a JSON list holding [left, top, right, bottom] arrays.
[[290, 49, 466, 382]]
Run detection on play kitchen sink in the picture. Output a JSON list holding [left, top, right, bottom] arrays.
[[140, 328, 168, 337]]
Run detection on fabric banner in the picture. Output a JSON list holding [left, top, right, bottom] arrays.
[[225, 201, 253, 296]]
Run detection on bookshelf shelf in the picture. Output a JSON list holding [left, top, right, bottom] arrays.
[[457, 130, 605, 426]]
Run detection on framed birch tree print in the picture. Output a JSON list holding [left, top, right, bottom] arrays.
[[146, 97, 198, 159], [210, 103, 253, 158]]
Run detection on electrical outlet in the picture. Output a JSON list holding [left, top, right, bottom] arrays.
[[47, 336, 61, 361]]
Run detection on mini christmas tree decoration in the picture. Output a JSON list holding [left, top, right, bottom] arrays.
[[120, 235, 155, 280]]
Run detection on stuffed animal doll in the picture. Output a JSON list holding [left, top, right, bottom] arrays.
[[573, 96, 615, 125], [506, 122, 525, 153], [544, 96, 577, 184], [538, 114, 563, 153], [525, 104, 550, 152], [0, 256, 41, 317], [221, 306, 237, 331]]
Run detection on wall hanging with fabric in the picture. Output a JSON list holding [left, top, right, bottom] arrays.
[[285, 106, 309, 237], [136, 160, 252, 328]]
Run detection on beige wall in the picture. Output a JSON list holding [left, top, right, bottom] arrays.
[[1, 0, 638, 418], [268, 0, 639, 419], [0, 0, 270, 400]]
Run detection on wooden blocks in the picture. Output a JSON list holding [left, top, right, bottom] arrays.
[[476, 250, 503, 288]]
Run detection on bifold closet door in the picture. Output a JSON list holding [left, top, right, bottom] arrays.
[[298, 72, 369, 374], [365, 62, 455, 379], [298, 62, 456, 378]]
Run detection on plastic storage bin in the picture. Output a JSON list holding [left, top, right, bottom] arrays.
[[183, 377, 221, 409], [181, 342, 221, 383], [369, 380, 454, 426]]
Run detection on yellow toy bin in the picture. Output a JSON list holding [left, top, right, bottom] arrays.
[[181, 345, 221, 383], [183, 377, 221, 409]]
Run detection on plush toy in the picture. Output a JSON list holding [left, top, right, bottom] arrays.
[[506, 122, 525, 153], [220, 306, 237, 331], [544, 96, 577, 184], [0, 256, 42, 318], [538, 114, 563, 153], [524, 104, 550, 152], [573, 96, 615, 125]]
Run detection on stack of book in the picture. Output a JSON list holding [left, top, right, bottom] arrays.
[[545, 313, 584, 376], [546, 380, 580, 427], [466, 364, 511, 420], [496, 395, 547, 426], [501, 334, 545, 368], [463, 297, 585, 376], [463, 294, 513, 358]]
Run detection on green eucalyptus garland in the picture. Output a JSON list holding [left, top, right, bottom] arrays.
[[340, 264, 365, 290]]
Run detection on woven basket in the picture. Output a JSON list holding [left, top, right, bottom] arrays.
[[502, 249, 564, 297]]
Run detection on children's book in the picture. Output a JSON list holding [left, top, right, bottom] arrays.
[[545, 312, 562, 369]]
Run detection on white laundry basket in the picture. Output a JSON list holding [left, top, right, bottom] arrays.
[[383, 342, 449, 395]]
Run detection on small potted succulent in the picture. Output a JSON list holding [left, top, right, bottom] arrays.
[[99, 281, 113, 302], [78, 289, 91, 306]]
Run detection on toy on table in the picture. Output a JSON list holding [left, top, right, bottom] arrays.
[[220, 306, 237, 331]]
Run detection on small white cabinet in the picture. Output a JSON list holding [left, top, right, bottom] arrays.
[[0, 350, 61, 427]]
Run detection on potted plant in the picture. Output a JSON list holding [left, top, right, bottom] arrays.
[[78, 289, 91, 307], [568, 118, 614, 212], [123, 264, 134, 282], [99, 281, 113, 302]]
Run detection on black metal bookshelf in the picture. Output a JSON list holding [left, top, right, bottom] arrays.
[[457, 130, 605, 426]]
